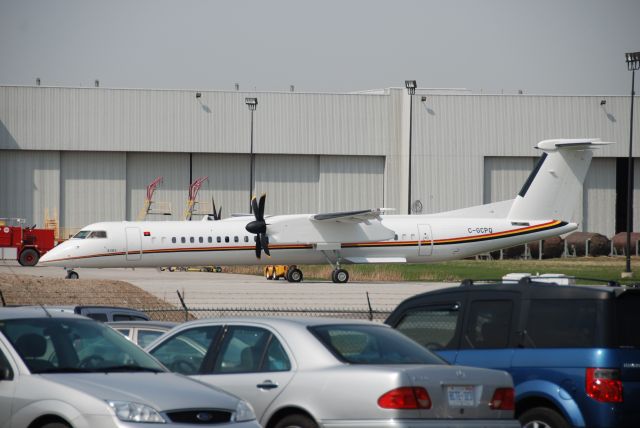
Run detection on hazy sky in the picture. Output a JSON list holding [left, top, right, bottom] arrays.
[[1, 0, 639, 95]]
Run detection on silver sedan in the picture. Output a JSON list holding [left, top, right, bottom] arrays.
[[146, 317, 520, 428], [0, 308, 259, 428]]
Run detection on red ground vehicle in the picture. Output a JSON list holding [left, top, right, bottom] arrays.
[[0, 218, 56, 266]]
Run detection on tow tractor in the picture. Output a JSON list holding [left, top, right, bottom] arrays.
[[0, 218, 56, 266], [264, 265, 303, 282]]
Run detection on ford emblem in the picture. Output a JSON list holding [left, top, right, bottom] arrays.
[[196, 412, 213, 422]]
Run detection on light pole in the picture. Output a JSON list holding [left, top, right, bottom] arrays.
[[245, 97, 258, 212], [405, 80, 417, 215], [625, 52, 640, 275]]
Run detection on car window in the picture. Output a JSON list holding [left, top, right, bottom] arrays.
[[137, 329, 165, 348], [462, 300, 512, 349], [213, 326, 271, 374], [150, 326, 221, 375], [264, 337, 291, 371], [394, 304, 461, 350], [0, 318, 164, 374], [0, 347, 14, 380], [112, 314, 148, 322], [616, 294, 640, 348], [114, 328, 131, 337], [310, 324, 445, 365], [526, 299, 597, 348], [86, 313, 108, 322]]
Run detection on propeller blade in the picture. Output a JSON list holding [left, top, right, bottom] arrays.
[[260, 234, 270, 257], [257, 194, 266, 220], [251, 196, 259, 217], [254, 235, 262, 259], [217, 205, 222, 221]]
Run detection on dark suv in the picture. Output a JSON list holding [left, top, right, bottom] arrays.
[[385, 277, 640, 428]]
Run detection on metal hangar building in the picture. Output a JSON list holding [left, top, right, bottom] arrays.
[[0, 85, 637, 239]]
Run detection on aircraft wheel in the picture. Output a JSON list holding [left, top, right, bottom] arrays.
[[66, 270, 79, 280], [287, 268, 303, 283], [332, 269, 349, 283]]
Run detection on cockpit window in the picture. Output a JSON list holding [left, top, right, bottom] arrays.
[[87, 231, 107, 239], [72, 231, 90, 239]]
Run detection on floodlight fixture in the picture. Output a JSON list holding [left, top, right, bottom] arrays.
[[405, 80, 417, 95], [626, 51, 640, 71], [245, 97, 258, 111]]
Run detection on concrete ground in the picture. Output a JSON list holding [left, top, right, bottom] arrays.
[[0, 261, 454, 312]]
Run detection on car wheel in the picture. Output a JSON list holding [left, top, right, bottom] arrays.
[[273, 414, 317, 428], [520, 407, 569, 428]]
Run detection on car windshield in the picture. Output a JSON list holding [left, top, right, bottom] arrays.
[[309, 324, 446, 365], [0, 317, 165, 374]]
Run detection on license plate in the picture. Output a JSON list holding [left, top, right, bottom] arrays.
[[447, 386, 475, 406]]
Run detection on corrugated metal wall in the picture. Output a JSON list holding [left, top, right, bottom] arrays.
[[60, 152, 126, 236], [2, 86, 639, 238], [318, 156, 385, 212], [0, 150, 60, 226], [126, 153, 190, 221], [483, 157, 536, 204]]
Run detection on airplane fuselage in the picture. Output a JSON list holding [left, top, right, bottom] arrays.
[[41, 215, 575, 269]]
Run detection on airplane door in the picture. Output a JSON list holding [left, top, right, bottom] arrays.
[[418, 224, 432, 256], [125, 227, 142, 261]]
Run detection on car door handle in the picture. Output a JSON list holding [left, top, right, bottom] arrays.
[[257, 380, 278, 390]]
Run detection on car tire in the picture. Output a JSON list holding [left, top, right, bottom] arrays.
[[519, 406, 569, 428], [273, 414, 317, 428]]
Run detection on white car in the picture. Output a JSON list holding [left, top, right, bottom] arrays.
[[147, 317, 520, 428], [0, 307, 259, 428]]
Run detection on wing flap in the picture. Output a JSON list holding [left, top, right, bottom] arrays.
[[311, 208, 393, 223]]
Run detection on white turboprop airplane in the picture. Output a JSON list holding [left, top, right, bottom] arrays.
[[40, 139, 612, 282]]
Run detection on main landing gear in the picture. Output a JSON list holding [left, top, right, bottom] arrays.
[[323, 250, 350, 284], [65, 269, 79, 279]]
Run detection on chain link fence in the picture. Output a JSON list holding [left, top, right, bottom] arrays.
[[142, 306, 392, 323]]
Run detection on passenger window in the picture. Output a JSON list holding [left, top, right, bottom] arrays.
[[225, 236, 229, 243], [394, 234, 398, 241], [86, 313, 109, 322], [189, 237, 194, 243], [526, 299, 597, 348], [216, 236, 221, 243], [394, 305, 461, 350], [213, 326, 270, 374], [234, 236, 239, 243], [150, 326, 221, 375], [172, 237, 176, 243], [244, 236, 249, 243], [208, 236, 212, 243], [462, 300, 512, 349], [264, 339, 291, 371], [181, 237, 186, 244], [199, 237, 203, 243]]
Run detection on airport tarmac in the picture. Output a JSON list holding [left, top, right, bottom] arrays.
[[0, 262, 453, 312]]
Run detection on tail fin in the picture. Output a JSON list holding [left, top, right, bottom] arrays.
[[507, 139, 613, 221]]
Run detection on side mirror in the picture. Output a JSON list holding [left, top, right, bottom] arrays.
[[0, 367, 13, 381]]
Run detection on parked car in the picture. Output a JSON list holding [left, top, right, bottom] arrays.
[[146, 317, 520, 428], [385, 277, 640, 428], [108, 320, 177, 347], [23, 304, 150, 322], [0, 307, 259, 428]]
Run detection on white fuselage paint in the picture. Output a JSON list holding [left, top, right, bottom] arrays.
[[40, 215, 575, 269]]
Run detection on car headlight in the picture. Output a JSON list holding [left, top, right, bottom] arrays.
[[233, 400, 256, 422], [107, 400, 166, 423]]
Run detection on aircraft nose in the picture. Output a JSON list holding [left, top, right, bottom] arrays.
[[39, 243, 70, 265]]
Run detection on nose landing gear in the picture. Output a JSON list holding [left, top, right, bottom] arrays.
[[65, 269, 79, 279]]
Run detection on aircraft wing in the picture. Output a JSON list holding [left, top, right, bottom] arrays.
[[267, 210, 395, 244], [311, 208, 393, 223]]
